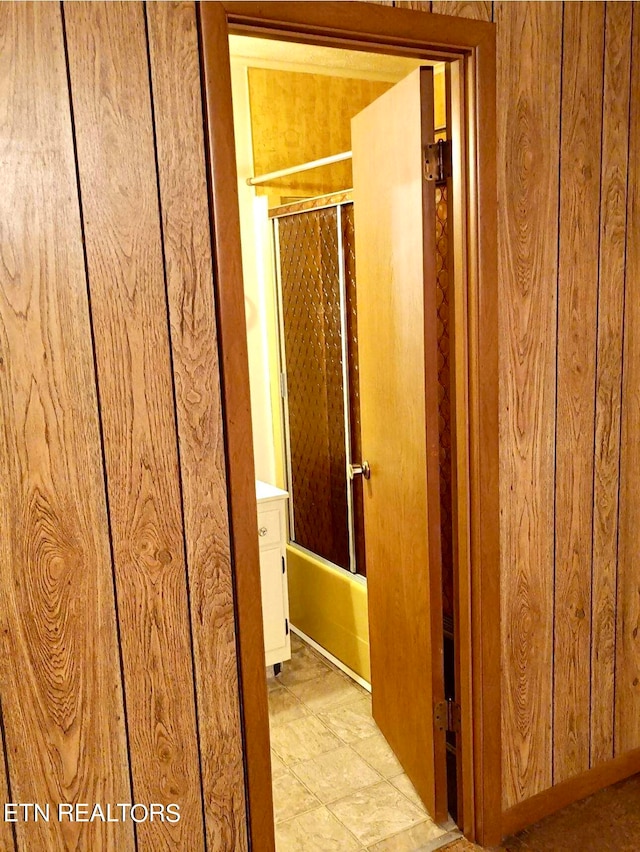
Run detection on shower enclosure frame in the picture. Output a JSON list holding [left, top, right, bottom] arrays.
[[272, 197, 361, 576], [198, 2, 499, 848]]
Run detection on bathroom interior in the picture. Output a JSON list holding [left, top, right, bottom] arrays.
[[229, 33, 460, 849]]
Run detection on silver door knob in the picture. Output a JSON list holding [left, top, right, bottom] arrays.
[[348, 460, 371, 480]]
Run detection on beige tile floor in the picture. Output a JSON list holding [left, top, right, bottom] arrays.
[[268, 633, 461, 851]]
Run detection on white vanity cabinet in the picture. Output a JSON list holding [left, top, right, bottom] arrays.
[[255, 481, 290, 671]]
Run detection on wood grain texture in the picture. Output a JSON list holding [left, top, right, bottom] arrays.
[[431, 2, 492, 22], [220, 0, 640, 834], [63, 3, 205, 847], [0, 3, 133, 850], [496, 0, 562, 809], [353, 68, 447, 822], [590, 1, 633, 769], [615, 5, 640, 757], [223, 1, 496, 54], [393, 1, 432, 11], [393, 0, 492, 22], [446, 58, 474, 837], [199, 4, 276, 850], [222, 1, 501, 843], [467, 20, 500, 845], [145, 3, 248, 849], [553, 0, 605, 785], [502, 744, 640, 838]]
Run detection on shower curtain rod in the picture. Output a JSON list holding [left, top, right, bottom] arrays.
[[246, 122, 446, 187], [246, 151, 352, 186]]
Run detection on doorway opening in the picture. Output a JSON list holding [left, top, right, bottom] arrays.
[[198, 3, 499, 847], [229, 33, 462, 843]]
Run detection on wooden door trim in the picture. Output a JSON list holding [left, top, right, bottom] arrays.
[[199, 2, 499, 847], [197, 5, 273, 850]]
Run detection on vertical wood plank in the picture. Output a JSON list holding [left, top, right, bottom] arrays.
[[590, 1, 633, 769], [496, 0, 562, 809], [387, 0, 494, 22], [616, 5, 640, 757], [431, 2, 492, 22], [145, 3, 248, 849], [63, 2, 205, 847], [394, 2, 431, 11], [0, 3, 133, 850], [554, 0, 605, 785]]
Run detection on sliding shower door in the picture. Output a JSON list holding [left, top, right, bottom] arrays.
[[273, 197, 364, 575], [272, 188, 451, 587]]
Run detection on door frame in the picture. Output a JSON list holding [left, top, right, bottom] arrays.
[[198, 2, 499, 847]]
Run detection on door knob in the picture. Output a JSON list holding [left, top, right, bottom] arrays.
[[349, 460, 371, 480]]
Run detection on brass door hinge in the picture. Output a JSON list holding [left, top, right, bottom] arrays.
[[435, 698, 461, 733], [424, 140, 452, 182]]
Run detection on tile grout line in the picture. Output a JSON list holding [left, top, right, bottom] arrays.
[[283, 686, 370, 718], [271, 737, 322, 826], [364, 821, 458, 852], [288, 743, 385, 800], [272, 677, 366, 851], [271, 634, 450, 850], [326, 789, 440, 849]]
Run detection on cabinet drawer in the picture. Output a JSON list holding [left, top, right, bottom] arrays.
[[257, 508, 281, 548]]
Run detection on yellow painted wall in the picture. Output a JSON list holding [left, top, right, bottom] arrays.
[[230, 60, 278, 483], [287, 546, 370, 682]]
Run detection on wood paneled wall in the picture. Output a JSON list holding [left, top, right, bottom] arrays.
[[497, 0, 562, 806], [0, 4, 134, 848], [0, 3, 250, 850], [497, 0, 636, 810], [616, 5, 640, 758], [3, 1, 639, 848], [379, 0, 639, 817]]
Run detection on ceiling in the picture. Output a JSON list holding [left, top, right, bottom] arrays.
[[229, 34, 442, 83]]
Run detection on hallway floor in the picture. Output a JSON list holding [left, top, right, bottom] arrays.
[[268, 633, 461, 851], [270, 635, 640, 851], [445, 773, 640, 852]]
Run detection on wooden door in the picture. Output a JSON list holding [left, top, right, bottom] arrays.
[[352, 67, 447, 822]]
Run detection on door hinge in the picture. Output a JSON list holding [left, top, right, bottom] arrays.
[[282, 556, 286, 574], [435, 698, 461, 733], [285, 618, 289, 636], [424, 140, 452, 182], [280, 372, 287, 399]]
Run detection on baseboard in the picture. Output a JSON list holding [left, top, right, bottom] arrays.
[[290, 625, 371, 692], [502, 746, 640, 838]]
